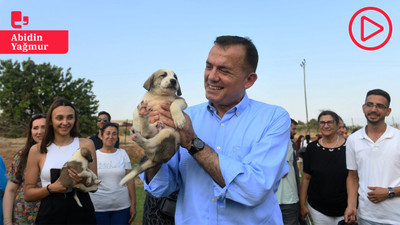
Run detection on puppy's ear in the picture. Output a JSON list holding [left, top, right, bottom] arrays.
[[143, 73, 155, 91], [175, 73, 182, 96], [177, 86, 182, 96]]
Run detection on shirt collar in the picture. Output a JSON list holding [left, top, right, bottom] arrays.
[[361, 123, 394, 140], [206, 92, 249, 117]]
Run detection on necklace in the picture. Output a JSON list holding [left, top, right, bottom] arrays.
[[320, 135, 339, 152], [54, 137, 74, 149]]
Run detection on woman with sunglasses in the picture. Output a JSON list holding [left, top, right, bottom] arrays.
[[89, 123, 136, 225], [24, 98, 97, 224], [300, 110, 348, 224], [3, 113, 46, 225]]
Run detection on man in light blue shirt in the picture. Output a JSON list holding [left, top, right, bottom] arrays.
[[139, 35, 290, 224]]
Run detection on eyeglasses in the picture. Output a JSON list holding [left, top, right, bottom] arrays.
[[319, 120, 335, 126], [32, 113, 46, 119], [365, 102, 387, 110], [97, 118, 109, 123]]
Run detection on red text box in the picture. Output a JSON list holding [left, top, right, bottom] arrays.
[[0, 30, 68, 54]]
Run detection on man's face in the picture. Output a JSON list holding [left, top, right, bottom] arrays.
[[204, 45, 256, 113], [97, 114, 109, 129], [362, 94, 391, 125], [290, 123, 297, 139]]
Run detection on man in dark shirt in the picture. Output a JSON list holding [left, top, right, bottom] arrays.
[[89, 111, 119, 150]]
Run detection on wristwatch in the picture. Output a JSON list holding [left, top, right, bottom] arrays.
[[188, 138, 205, 155], [388, 187, 395, 199]]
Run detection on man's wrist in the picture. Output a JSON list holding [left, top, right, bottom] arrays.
[[188, 138, 205, 155], [388, 187, 396, 198]]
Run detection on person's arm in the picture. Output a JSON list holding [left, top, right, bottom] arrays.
[[126, 169, 137, 223], [24, 145, 67, 202], [344, 170, 359, 223], [156, 103, 290, 206], [299, 172, 311, 220], [3, 181, 18, 225]]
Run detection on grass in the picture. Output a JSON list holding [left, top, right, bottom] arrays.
[[132, 182, 146, 225]]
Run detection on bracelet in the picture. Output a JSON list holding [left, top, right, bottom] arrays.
[[46, 184, 52, 194]]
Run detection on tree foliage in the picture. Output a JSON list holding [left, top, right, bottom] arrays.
[[0, 58, 99, 137]]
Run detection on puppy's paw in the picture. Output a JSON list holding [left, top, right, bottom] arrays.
[[172, 112, 186, 129], [137, 101, 150, 117], [133, 132, 145, 145], [156, 121, 165, 131]]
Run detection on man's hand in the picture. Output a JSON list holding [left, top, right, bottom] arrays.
[[367, 186, 388, 203], [158, 103, 196, 150], [344, 206, 357, 224]]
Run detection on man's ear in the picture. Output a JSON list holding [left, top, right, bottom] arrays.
[[386, 107, 392, 117], [244, 73, 257, 89]]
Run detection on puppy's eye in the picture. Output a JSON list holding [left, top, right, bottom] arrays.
[[160, 72, 167, 78]]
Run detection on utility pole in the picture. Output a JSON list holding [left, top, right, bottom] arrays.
[[300, 59, 310, 135]]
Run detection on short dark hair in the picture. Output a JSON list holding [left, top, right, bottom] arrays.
[[214, 35, 258, 73], [366, 89, 391, 106], [98, 111, 111, 121], [318, 110, 340, 125], [100, 122, 119, 136], [291, 119, 298, 126]]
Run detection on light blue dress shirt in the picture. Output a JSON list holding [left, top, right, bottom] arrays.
[[140, 93, 290, 224]]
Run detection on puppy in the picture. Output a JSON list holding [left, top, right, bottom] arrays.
[[120, 69, 187, 186], [59, 147, 101, 207]]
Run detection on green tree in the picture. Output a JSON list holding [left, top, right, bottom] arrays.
[[0, 58, 99, 137]]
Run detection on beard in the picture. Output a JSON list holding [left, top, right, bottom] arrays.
[[365, 112, 385, 125]]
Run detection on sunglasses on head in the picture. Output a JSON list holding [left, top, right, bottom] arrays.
[[32, 113, 46, 120], [97, 118, 109, 123]]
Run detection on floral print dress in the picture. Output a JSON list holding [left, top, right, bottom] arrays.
[[7, 150, 41, 224]]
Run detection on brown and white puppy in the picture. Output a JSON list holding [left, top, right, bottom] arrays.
[[120, 69, 187, 186], [59, 147, 101, 207]]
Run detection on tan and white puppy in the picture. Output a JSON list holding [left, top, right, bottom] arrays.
[[120, 69, 187, 186], [59, 147, 101, 207]]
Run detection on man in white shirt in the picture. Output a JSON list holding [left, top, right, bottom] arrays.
[[345, 89, 400, 225], [276, 119, 300, 225]]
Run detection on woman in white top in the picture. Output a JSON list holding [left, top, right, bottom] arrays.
[[24, 98, 97, 224], [90, 122, 136, 225]]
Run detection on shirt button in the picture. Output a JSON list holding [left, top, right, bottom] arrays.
[[212, 198, 216, 202], [221, 123, 224, 127], [217, 146, 221, 150]]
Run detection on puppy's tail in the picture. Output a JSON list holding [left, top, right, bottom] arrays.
[[73, 190, 83, 207], [120, 159, 157, 186]]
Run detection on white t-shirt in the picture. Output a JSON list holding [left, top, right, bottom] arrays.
[[90, 149, 132, 212], [346, 124, 400, 224]]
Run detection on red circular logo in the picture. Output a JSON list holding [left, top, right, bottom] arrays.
[[349, 7, 392, 51]]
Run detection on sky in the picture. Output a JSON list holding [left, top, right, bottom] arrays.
[[0, 0, 399, 126]]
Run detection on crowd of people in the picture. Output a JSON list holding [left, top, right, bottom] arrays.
[[0, 35, 399, 225]]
